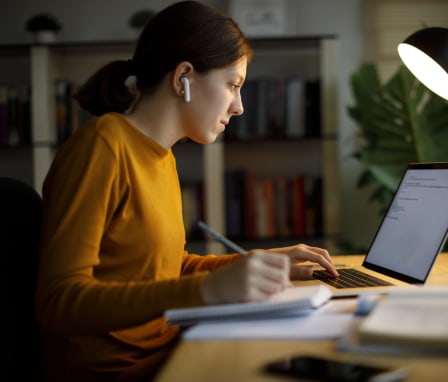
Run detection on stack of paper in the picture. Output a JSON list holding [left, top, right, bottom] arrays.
[[359, 289, 448, 348], [338, 286, 448, 354]]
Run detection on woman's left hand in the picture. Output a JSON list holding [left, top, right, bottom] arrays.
[[259, 244, 339, 280]]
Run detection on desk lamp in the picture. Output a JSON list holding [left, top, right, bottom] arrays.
[[397, 27, 448, 101]]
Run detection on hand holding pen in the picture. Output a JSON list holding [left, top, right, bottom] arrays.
[[197, 220, 291, 304], [196, 220, 338, 283]]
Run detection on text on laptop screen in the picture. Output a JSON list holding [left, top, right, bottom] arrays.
[[365, 168, 448, 281]]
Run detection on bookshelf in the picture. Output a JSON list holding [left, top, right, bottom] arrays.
[[1, 36, 340, 254], [0, 45, 33, 185], [222, 37, 340, 253], [30, 42, 135, 194]]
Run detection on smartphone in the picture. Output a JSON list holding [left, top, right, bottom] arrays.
[[264, 355, 408, 382]]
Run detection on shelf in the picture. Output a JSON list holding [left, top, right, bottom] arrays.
[[1, 36, 340, 254], [219, 37, 340, 252]]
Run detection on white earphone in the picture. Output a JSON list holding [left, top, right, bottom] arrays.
[[180, 77, 191, 103]]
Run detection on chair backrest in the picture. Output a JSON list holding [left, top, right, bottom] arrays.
[[0, 177, 43, 381]]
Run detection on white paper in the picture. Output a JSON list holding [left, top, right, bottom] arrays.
[[182, 300, 356, 341]]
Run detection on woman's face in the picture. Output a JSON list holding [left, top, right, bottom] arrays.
[[183, 57, 247, 144]]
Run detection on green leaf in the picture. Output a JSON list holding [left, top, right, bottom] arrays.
[[349, 62, 448, 208]]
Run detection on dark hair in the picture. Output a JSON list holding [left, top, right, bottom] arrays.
[[75, 1, 252, 116]]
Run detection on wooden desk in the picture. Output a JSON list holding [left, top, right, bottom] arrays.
[[155, 254, 448, 382]]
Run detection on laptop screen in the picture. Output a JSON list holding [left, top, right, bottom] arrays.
[[363, 162, 448, 284]]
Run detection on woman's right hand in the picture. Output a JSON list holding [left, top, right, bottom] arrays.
[[200, 251, 290, 305]]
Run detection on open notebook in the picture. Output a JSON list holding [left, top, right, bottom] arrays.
[[164, 284, 332, 326], [305, 162, 448, 296]]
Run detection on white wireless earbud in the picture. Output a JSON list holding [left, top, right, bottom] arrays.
[[180, 77, 191, 103]]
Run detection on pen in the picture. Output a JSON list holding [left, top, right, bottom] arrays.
[[196, 220, 247, 255], [196, 220, 294, 287]]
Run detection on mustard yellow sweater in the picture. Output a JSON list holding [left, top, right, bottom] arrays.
[[36, 113, 239, 381]]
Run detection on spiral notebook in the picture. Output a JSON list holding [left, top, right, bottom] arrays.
[[164, 284, 332, 326]]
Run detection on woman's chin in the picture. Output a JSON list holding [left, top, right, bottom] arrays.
[[191, 133, 220, 145]]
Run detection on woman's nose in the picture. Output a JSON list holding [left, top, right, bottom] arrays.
[[231, 93, 244, 116]]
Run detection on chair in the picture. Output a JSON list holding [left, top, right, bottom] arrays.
[[0, 177, 43, 381]]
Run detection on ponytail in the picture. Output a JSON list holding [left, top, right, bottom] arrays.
[[74, 60, 135, 116]]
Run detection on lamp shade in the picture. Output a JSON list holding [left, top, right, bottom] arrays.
[[397, 27, 448, 100]]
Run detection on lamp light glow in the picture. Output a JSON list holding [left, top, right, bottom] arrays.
[[397, 27, 448, 100]]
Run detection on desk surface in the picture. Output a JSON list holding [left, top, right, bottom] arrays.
[[155, 254, 448, 382]]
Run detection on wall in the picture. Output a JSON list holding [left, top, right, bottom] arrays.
[[0, 0, 227, 43], [363, 0, 448, 81], [0, 0, 384, 251]]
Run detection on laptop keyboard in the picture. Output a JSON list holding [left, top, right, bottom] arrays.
[[312, 268, 394, 289]]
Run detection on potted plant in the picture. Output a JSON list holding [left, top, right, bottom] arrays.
[[348, 62, 448, 213], [25, 13, 62, 43]]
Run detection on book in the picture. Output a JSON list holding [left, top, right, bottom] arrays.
[[224, 171, 321, 240], [304, 79, 321, 137], [290, 175, 307, 237], [285, 77, 306, 138], [267, 78, 286, 138], [273, 176, 291, 238], [355, 287, 448, 350], [225, 170, 246, 238], [254, 177, 275, 238], [164, 284, 332, 326], [244, 171, 257, 239]]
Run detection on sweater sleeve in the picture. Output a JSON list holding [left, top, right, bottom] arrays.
[[36, 122, 210, 336], [181, 252, 241, 275]]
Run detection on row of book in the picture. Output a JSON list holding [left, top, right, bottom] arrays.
[[225, 171, 323, 240], [1, 75, 320, 147], [0, 84, 32, 147], [181, 171, 323, 241], [224, 77, 321, 141], [55, 78, 91, 145], [0, 79, 91, 148]]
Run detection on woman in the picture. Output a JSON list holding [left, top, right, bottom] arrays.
[[36, 1, 338, 381]]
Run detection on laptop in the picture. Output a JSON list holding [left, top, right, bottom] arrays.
[[304, 162, 448, 296]]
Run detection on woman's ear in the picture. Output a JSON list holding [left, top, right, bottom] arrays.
[[173, 61, 193, 102]]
